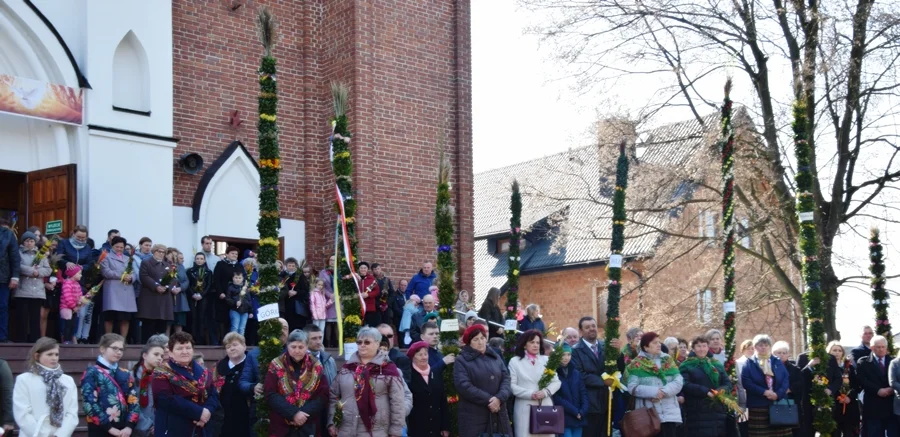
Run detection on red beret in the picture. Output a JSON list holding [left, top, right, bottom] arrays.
[[406, 341, 430, 360], [463, 324, 488, 345]]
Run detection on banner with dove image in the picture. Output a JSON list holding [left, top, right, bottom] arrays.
[[0, 74, 83, 125]]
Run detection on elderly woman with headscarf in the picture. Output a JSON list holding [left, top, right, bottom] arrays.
[[328, 326, 405, 437], [741, 334, 791, 437], [454, 324, 513, 436], [626, 331, 684, 437], [406, 341, 450, 436], [264, 329, 329, 437], [679, 335, 732, 437], [152, 332, 219, 437]]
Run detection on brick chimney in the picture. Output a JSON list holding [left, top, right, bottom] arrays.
[[596, 116, 638, 159]]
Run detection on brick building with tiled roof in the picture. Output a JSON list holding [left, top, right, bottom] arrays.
[[473, 110, 800, 350]]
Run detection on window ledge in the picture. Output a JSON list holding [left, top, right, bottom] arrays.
[[112, 106, 151, 116]]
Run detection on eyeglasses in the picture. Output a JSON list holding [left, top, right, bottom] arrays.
[[109, 346, 125, 353], [356, 339, 374, 346]]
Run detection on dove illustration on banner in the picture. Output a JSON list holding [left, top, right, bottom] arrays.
[[3, 76, 47, 110]]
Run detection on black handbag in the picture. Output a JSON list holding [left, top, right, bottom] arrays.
[[478, 412, 511, 437], [769, 399, 799, 427]]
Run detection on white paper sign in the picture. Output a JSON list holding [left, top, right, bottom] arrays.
[[609, 254, 623, 268], [257, 303, 280, 322], [723, 301, 736, 313], [505, 319, 518, 330], [798, 211, 814, 222], [343, 342, 358, 361], [441, 319, 459, 332]]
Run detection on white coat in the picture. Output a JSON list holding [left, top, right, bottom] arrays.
[[509, 354, 562, 437], [626, 351, 684, 424], [13, 370, 79, 437]]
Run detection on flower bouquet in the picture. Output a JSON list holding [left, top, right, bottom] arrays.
[[79, 280, 105, 306], [710, 389, 744, 418], [333, 401, 344, 429], [32, 238, 53, 266], [193, 267, 206, 299], [84, 250, 107, 288], [160, 264, 177, 288], [120, 254, 135, 284]]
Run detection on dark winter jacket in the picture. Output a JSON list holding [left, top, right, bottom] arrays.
[[0, 227, 19, 284], [408, 364, 450, 437], [225, 283, 253, 314], [518, 316, 546, 335], [187, 264, 213, 297], [552, 363, 589, 429], [55, 237, 94, 270], [857, 353, 894, 419], [680, 358, 732, 437], [210, 356, 250, 437], [389, 347, 412, 384], [453, 345, 512, 437], [151, 360, 220, 437], [477, 303, 505, 339], [741, 355, 790, 408], [405, 269, 436, 300], [212, 260, 243, 322]]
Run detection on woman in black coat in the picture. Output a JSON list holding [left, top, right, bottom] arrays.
[[679, 336, 732, 437], [773, 341, 804, 437], [477, 287, 505, 339], [453, 325, 512, 436], [187, 253, 213, 343], [406, 341, 449, 436]]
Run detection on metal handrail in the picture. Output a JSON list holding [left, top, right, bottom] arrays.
[[452, 309, 556, 345]]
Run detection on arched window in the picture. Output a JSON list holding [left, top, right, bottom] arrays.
[[112, 31, 150, 113]]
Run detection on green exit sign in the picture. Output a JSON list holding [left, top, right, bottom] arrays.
[[45, 220, 63, 235]]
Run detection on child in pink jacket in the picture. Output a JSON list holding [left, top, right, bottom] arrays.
[[60, 265, 83, 344], [309, 279, 332, 330]]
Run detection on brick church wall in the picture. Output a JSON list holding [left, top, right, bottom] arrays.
[[171, 0, 473, 290]]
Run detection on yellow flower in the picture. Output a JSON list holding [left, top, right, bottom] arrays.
[[260, 113, 277, 122], [513, 269, 519, 276], [344, 315, 362, 325]]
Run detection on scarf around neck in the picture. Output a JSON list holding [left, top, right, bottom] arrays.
[[626, 353, 680, 383], [679, 356, 725, 386], [344, 356, 401, 434], [268, 352, 322, 410], [33, 363, 66, 427], [755, 353, 774, 376], [138, 365, 153, 408], [414, 363, 431, 383], [69, 237, 87, 250]]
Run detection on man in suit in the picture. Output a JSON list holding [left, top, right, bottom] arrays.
[[857, 335, 896, 437], [572, 316, 621, 437], [796, 350, 843, 437], [852, 325, 875, 367]]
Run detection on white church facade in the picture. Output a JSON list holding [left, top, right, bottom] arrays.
[[0, 0, 304, 257]]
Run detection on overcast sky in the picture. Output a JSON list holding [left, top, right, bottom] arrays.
[[471, 0, 899, 345]]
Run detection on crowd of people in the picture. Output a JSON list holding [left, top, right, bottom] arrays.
[[0, 220, 891, 437], [0, 221, 458, 347]]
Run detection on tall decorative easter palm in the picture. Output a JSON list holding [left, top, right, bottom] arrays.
[[792, 98, 835, 435], [253, 7, 281, 437], [434, 149, 460, 434], [504, 180, 522, 360]]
